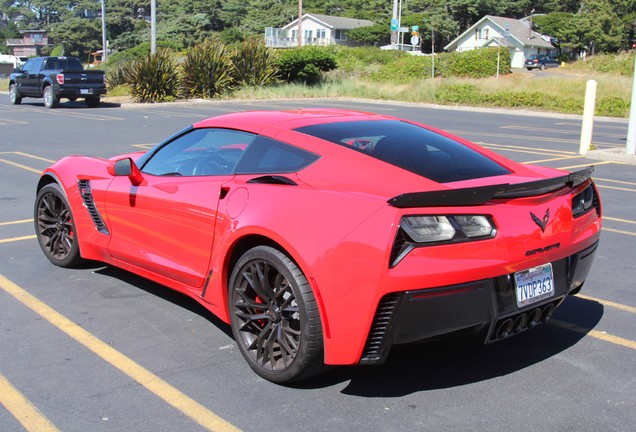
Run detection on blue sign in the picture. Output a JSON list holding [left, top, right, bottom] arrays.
[[390, 18, 399, 31]]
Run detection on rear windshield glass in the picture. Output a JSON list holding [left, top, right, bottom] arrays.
[[44, 58, 83, 71], [295, 120, 511, 183]]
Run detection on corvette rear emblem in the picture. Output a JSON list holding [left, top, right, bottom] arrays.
[[530, 209, 550, 232]]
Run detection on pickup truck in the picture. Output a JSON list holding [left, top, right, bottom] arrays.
[[9, 56, 106, 108]]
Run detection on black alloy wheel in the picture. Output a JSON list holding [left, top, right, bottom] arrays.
[[229, 246, 325, 383], [34, 183, 82, 267]]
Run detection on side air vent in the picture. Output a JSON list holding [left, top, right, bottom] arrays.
[[78, 180, 109, 234], [389, 227, 412, 268], [359, 292, 402, 365]]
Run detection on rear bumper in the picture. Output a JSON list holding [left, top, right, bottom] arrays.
[[359, 240, 599, 365], [54, 85, 107, 98]]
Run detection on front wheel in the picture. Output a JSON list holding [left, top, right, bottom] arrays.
[[34, 183, 83, 267], [43, 86, 59, 108], [229, 246, 325, 383], [9, 84, 22, 105]]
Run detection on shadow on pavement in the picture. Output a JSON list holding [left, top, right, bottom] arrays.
[[83, 264, 604, 395]]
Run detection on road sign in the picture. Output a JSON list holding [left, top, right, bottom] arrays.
[[411, 35, 420, 46], [391, 18, 398, 31]]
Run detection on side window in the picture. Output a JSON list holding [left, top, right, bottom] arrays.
[[22, 60, 34, 74], [235, 136, 319, 174], [141, 128, 255, 176]]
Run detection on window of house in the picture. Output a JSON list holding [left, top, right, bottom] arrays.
[[479, 28, 489, 39], [304, 29, 313, 41], [316, 29, 326, 39], [334, 29, 346, 40]]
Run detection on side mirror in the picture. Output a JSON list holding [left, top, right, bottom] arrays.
[[107, 158, 144, 185]]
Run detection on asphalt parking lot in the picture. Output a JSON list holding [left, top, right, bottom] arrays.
[[0, 95, 634, 432]]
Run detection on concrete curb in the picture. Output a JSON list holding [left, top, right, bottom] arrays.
[[586, 148, 636, 166]]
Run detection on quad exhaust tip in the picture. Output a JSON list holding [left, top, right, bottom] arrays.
[[491, 301, 558, 342]]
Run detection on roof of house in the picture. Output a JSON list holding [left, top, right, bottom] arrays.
[[283, 13, 374, 30], [444, 15, 554, 51]]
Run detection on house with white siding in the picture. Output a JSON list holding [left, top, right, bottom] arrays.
[[265, 13, 374, 48], [444, 16, 556, 69]]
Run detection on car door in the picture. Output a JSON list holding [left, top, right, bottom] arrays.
[[104, 128, 254, 290], [16, 58, 42, 96]]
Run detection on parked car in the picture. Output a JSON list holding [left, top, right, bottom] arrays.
[[34, 109, 601, 383], [525, 54, 560, 70], [9, 56, 106, 108]]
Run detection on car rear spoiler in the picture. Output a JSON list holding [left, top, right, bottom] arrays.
[[387, 167, 594, 208]]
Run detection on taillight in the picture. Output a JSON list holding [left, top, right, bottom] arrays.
[[56, 73, 64, 84]]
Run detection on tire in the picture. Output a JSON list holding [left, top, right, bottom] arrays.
[[9, 83, 22, 105], [34, 183, 83, 267], [229, 245, 325, 383], [85, 97, 100, 108], [540, 64, 545, 70], [43, 86, 59, 108]]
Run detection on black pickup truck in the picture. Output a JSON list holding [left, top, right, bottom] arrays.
[[9, 56, 106, 108]]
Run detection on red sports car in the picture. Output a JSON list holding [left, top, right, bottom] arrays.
[[34, 109, 601, 383]]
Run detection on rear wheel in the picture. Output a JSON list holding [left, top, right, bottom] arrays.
[[229, 246, 325, 383], [9, 83, 22, 105], [43, 86, 59, 108], [34, 183, 82, 267], [85, 97, 100, 108], [540, 64, 546, 70]]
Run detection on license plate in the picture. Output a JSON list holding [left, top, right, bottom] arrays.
[[514, 263, 554, 308], [80, 89, 91, 95]]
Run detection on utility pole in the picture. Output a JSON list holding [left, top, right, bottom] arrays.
[[627, 54, 636, 155], [100, 0, 107, 62], [298, 0, 302, 48], [151, 0, 156, 54]]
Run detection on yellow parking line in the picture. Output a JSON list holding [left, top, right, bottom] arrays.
[[595, 177, 636, 186], [576, 294, 636, 314], [602, 227, 636, 237], [0, 274, 242, 432], [596, 185, 636, 193], [522, 155, 583, 164], [558, 161, 616, 170], [0, 235, 37, 244], [0, 219, 33, 226], [12, 152, 56, 163], [604, 216, 636, 225], [0, 158, 42, 174], [0, 372, 59, 432], [551, 319, 636, 350]]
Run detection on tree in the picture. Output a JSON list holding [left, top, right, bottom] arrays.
[[49, 16, 102, 59]]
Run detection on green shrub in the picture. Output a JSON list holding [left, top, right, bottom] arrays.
[[232, 38, 279, 86], [276, 46, 337, 85], [438, 48, 510, 78], [596, 97, 630, 117], [371, 55, 432, 82], [434, 83, 481, 104], [125, 49, 180, 103], [181, 38, 234, 99], [106, 62, 132, 88], [569, 52, 635, 76]]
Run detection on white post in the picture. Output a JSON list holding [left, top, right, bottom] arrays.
[[579, 80, 597, 155], [626, 55, 636, 155]]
